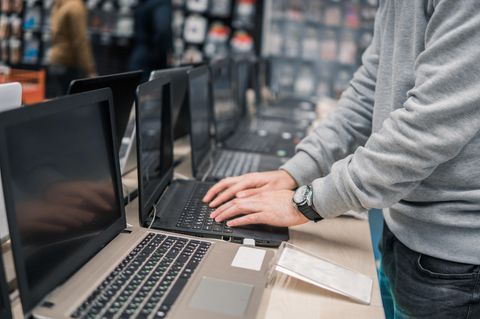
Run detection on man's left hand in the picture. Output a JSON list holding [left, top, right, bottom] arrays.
[[210, 190, 309, 228]]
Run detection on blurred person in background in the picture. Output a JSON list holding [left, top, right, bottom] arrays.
[[47, 0, 96, 98], [129, 0, 172, 81]]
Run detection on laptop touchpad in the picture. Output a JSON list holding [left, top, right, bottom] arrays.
[[189, 277, 253, 317]]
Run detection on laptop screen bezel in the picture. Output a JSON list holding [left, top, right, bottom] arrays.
[[135, 77, 174, 227], [0, 88, 127, 316], [186, 65, 212, 179], [67, 70, 143, 150]]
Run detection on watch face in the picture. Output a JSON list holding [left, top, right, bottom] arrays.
[[294, 185, 308, 204]]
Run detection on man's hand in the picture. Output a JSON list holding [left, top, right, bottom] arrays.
[[203, 170, 298, 208], [210, 190, 309, 228]]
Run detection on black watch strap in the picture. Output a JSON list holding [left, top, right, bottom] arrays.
[[298, 205, 323, 222]]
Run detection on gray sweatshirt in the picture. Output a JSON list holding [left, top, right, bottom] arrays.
[[281, 0, 480, 265]]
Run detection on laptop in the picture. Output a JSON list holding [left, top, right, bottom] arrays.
[[136, 76, 289, 247], [67, 70, 143, 174], [0, 88, 275, 319], [231, 57, 307, 141], [150, 66, 192, 140], [120, 66, 196, 176], [0, 251, 12, 319], [187, 66, 288, 181], [0, 82, 22, 243], [209, 59, 297, 158], [252, 58, 317, 123]]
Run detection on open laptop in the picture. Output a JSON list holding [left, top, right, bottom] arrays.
[[150, 66, 192, 140], [210, 59, 297, 158], [136, 76, 289, 247], [252, 57, 317, 123], [231, 57, 307, 140], [0, 82, 22, 243], [67, 70, 143, 175], [0, 251, 12, 319], [0, 88, 274, 319], [187, 66, 288, 181]]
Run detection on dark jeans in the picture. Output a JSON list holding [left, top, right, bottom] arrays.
[[380, 223, 480, 319]]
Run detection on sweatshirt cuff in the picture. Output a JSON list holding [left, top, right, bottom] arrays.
[[311, 173, 352, 219], [280, 151, 321, 186]]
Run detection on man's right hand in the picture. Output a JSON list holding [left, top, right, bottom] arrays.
[[202, 170, 298, 208]]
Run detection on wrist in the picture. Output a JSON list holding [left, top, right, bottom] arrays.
[[279, 169, 298, 189], [293, 185, 323, 222]]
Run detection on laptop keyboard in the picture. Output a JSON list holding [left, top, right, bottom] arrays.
[[227, 132, 272, 153], [211, 150, 261, 178], [176, 184, 233, 234], [71, 233, 211, 319]]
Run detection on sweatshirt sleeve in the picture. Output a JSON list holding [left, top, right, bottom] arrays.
[[68, 3, 96, 75], [310, 0, 480, 218], [280, 5, 382, 186]]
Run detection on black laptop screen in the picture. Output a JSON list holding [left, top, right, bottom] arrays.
[[137, 78, 173, 223], [3, 94, 122, 312], [188, 70, 211, 173], [211, 61, 237, 141], [68, 71, 142, 150]]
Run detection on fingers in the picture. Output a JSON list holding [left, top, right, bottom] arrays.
[[211, 198, 262, 222], [236, 187, 264, 198], [202, 177, 239, 203], [207, 178, 257, 208], [227, 213, 266, 227]]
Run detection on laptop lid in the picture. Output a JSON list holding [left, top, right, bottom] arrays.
[[150, 66, 192, 140], [187, 66, 212, 179], [135, 77, 174, 227], [0, 82, 22, 243], [67, 70, 143, 150], [0, 252, 12, 319], [232, 57, 251, 119], [0, 89, 126, 315], [209, 59, 239, 142]]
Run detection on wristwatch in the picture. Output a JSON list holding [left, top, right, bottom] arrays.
[[293, 185, 323, 222]]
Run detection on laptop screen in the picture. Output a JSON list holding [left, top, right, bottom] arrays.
[[210, 60, 238, 142], [68, 71, 143, 150], [0, 89, 125, 313], [0, 253, 11, 319], [150, 67, 191, 139], [188, 67, 211, 176], [136, 78, 173, 225]]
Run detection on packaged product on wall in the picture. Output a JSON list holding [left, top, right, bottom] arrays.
[[323, 4, 342, 26], [10, 15, 21, 38], [283, 21, 301, 57], [295, 64, 316, 97], [338, 31, 357, 65], [9, 36, 21, 64], [186, 0, 208, 13], [302, 26, 318, 60], [344, 3, 359, 28], [230, 30, 253, 53], [183, 14, 207, 44], [210, 0, 231, 18], [233, 0, 256, 29], [319, 29, 337, 61], [183, 45, 203, 64], [203, 22, 230, 58], [0, 14, 9, 39]]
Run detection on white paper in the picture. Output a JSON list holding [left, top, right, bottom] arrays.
[[231, 247, 266, 271]]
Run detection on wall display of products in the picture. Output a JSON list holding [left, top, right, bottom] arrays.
[[172, 0, 260, 65], [262, 0, 377, 99], [0, 0, 44, 67]]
